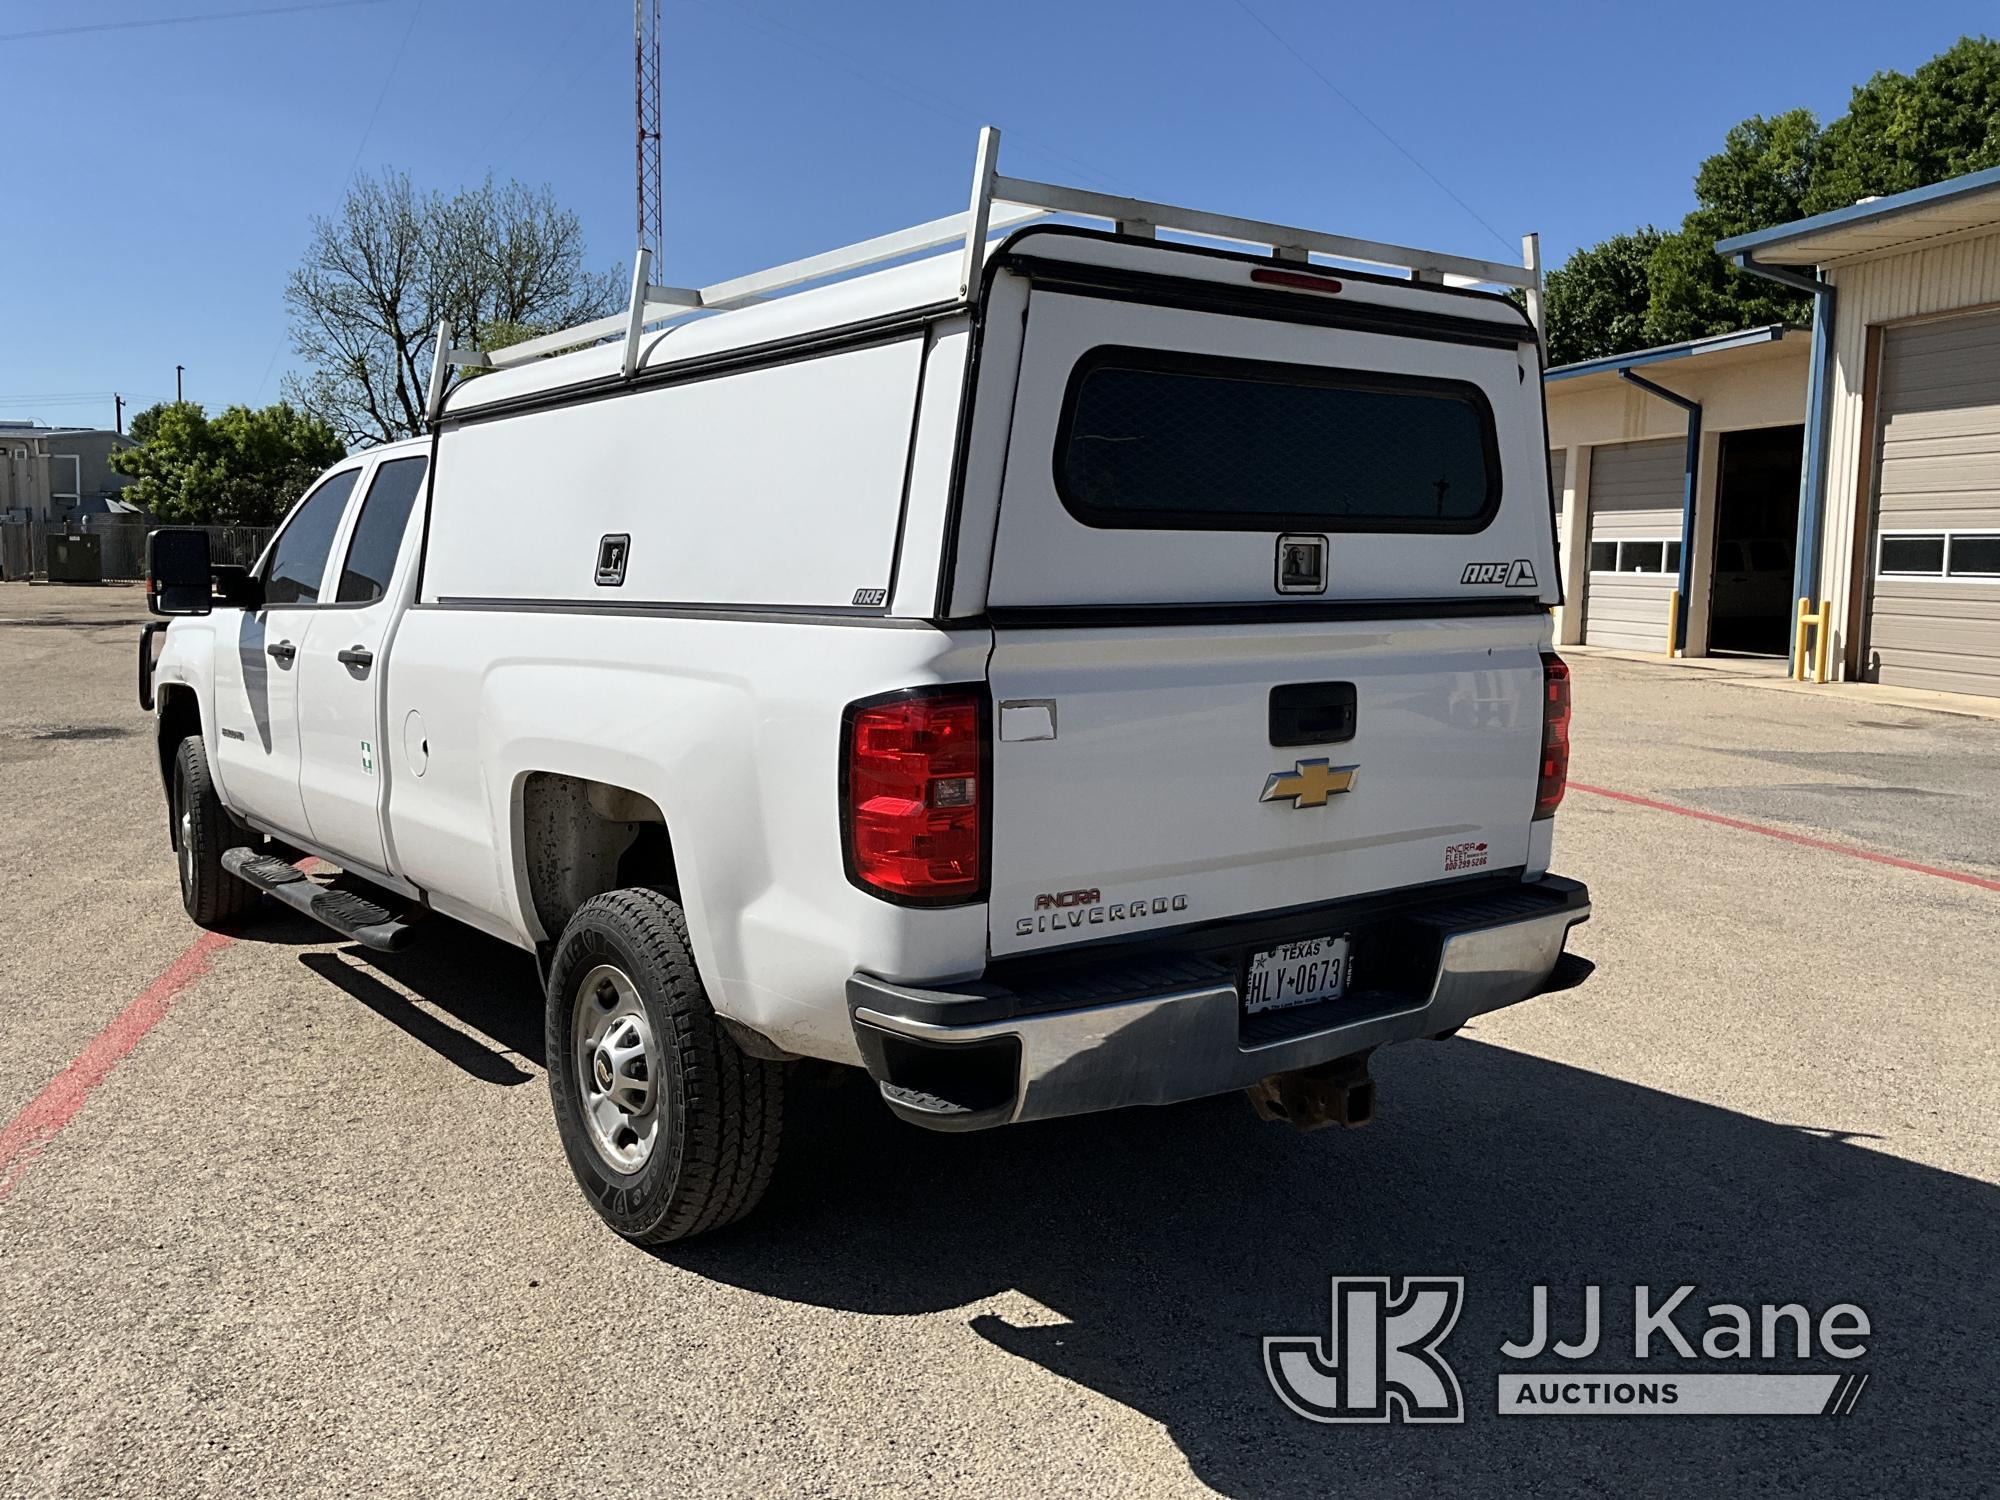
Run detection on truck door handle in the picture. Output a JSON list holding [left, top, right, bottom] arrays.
[[267, 639, 297, 665], [336, 645, 374, 671]]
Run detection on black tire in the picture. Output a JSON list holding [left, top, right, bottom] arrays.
[[546, 888, 784, 1243], [172, 735, 256, 929]]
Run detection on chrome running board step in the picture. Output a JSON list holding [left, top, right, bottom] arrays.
[[221, 848, 417, 952]]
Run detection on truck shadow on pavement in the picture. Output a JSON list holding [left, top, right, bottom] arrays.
[[664, 1040, 1995, 1498], [237, 909, 547, 1083], [275, 922, 1992, 1495]]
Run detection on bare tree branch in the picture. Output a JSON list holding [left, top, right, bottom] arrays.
[[283, 170, 618, 443]]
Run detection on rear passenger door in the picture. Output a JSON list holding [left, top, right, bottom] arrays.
[[295, 453, 428, 877]]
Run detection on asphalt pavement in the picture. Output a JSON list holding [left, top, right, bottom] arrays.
[[1, 585, 1994, 1498]]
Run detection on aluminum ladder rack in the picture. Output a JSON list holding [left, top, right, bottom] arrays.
[[426, 125, 1544, 423]]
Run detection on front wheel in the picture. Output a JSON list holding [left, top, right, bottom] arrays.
[[172, 735, 256, 929], [545, 888, 785, 1243]]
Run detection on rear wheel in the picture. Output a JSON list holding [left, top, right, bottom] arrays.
[[172, 735, 256, 929], [546, 888, 784, 1243]]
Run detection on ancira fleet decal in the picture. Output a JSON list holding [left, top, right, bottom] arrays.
[[1444, 840, 1488, 872]]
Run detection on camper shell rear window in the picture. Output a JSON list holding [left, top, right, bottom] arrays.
[[1053, 347, 1501, 533]]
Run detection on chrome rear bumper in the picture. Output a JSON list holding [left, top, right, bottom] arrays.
[[848, 875, 1590, 1131]]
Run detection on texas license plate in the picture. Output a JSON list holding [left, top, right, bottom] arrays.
[[1243, 934, 1350, 1014]]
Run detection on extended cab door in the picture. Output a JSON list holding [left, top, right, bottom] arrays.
[[211, 465, 363, 836], [295, 453, 428, 876]]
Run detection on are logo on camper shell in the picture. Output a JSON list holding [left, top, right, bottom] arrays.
[[1461, 560, 1539, 588]]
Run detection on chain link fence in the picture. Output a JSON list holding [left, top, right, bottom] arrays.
[[0, 519, 273, 582]]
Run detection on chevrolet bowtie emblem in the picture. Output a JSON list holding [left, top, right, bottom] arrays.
[[1260, 759, 1359, 808]]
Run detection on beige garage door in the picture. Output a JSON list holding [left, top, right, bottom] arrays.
[[1866, 310, 2000, 697], [1583, 437, 1682, 650]]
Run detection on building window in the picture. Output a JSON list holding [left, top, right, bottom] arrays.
[[1947, 534, 2000, 577], [1877, 531, 2000, 580], [1588, 538, 1682, 575]]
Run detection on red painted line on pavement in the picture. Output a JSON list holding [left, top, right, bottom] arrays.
[[0, 929, 235, 1203], [1570, 782, 2000, 893]]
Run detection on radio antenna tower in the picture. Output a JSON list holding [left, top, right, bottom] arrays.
[[634, 0, 663, 270]]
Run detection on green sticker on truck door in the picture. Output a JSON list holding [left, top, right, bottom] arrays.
[[361, 740, 374, 774]]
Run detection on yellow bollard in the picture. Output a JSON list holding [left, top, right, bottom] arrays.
[[1793, 597, 1831, 684], [1665, 589, 1681, 658]]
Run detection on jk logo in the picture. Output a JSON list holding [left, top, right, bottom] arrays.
[[1265, 1276, 1465, 1424]]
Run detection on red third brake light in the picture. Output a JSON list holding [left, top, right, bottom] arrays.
[[1249, 267, 1345, 295], [1535, 652, 1571, 820], [842, 689, 986, 902]]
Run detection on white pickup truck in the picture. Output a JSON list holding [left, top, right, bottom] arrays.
[[140, 135, 1590, 1243]]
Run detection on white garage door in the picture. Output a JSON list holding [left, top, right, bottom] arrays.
[[1583, 437, 1682, 651], [1865, 309, 2000, 697]]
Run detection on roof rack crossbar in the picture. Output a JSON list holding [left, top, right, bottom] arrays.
[[979, 169, 1536, 290], [424, 125, 1543, 426]]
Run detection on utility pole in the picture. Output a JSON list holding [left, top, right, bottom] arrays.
[[175, 365, 184, 403], [114, 393, 125, 434], [634, 0, 662, 271]]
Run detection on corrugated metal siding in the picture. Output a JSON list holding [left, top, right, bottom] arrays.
[[1582, 438, 1679, 649], [1863, 308, 2000, 695], [1821, 232, 2000, 679]]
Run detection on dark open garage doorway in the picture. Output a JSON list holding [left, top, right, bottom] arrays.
[[1708, 425, 1803, 655]]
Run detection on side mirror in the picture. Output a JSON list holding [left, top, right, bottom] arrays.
[[146, 528, 213, 616], [211, 564, 263, 610]]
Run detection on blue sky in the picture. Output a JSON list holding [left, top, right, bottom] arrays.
[[0, 0, 1986, 431]]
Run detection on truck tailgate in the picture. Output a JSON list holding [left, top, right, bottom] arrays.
[[986, 614, 1545, 957]]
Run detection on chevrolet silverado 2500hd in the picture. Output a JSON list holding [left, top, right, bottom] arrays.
[[139, 132, 1591, 1243]]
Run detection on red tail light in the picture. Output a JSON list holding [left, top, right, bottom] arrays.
[[842, 688, 987, 903], [1535, 652, 1571, 820]]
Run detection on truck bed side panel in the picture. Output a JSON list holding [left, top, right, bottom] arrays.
[[383, 607, 991, 1063]]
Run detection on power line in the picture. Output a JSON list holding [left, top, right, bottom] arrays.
[[0, 0, 388, 45], [483, 12, 606, 179], [342, 0, 426, 184], [680, 0, 1135, 194], [1227, 0, 1513, 253], [255, 0, 424, 402]]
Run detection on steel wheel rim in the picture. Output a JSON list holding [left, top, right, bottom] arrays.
[[177, 784, 194, 898], [571, 962, 664, 1174]]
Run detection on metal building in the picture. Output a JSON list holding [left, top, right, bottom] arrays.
[[1719, 167, 2000, 698], [1545, 328, 1811, 658]]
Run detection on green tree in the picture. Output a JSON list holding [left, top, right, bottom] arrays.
[[1539, 38, 2000, 359], [284, 172, 619, 444], [1806, 36, 2000, 213], [108, 401, 345, 525], [1644, 111, 1819, 343], [1541, 228, 1664, 365]]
